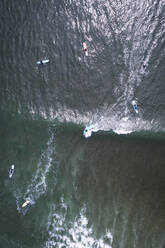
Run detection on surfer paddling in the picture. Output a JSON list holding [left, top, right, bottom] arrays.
[[132, 100, 138, 114], [9, 164, 15, 178], [83, 42, 88, 56], [36, 59, 49, 65]]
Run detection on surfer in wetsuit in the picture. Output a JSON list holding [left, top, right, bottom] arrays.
[[132, 100, 138, 113], [9, 165, 14, 178], [83, 42, 88, 56], [36, 59, 49, 65]]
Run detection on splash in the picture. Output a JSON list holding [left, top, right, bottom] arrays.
[[15, 128, 55, 215], [45, 201, 113, 248]]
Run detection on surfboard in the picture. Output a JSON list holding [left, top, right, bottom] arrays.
[[9, 164, 14, 178], [83, 127, 92, 138], [22, 200, 30, 208], [83, 125, 98, 138], [36, 59, 50, 65], [132, 100, 138, 114], [83, 42, 88, 56]]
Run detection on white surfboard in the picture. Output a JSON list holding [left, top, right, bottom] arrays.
[[22, 200, 30, 208], [83, 127, 92, 138], [132, 100, 138, 114], [83, 125, 98, 138], [36, 59, 49, 65], [9, 164, 15, 178], [82, 42, 88, 56]]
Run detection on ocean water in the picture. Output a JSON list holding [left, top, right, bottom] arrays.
[[0, 0, 165, 247]]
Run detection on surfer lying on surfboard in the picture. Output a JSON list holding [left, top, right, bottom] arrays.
[[9, 164, 14, 178], [36, 59, 50, 65], [83, 42, 88, 56], [132, 100, 138, 114]]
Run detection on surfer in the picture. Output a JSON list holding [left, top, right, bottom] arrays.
[[83, 125, 97, 138], [36, 59, 50, 65], [9, 164, 14, 178], [39, 61, 43, 65], [83, 42, 88, 56], [22, 200, 30, 208], [132, 100, 138, 114]]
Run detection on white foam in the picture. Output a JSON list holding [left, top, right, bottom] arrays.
[[45, 203, 113, 248], [15, 129, 54, 214], [25, 130, 54, 198]]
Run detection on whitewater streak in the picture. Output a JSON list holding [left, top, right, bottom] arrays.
[[15, 128, 55, 215], [45, 202, 113, 248], [29, 104, 155, 135]]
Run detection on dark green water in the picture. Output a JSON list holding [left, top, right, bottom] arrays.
[[0, 111, 165, 247]]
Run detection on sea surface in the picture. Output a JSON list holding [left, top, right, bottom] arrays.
[[0, 0, 165, 247]]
